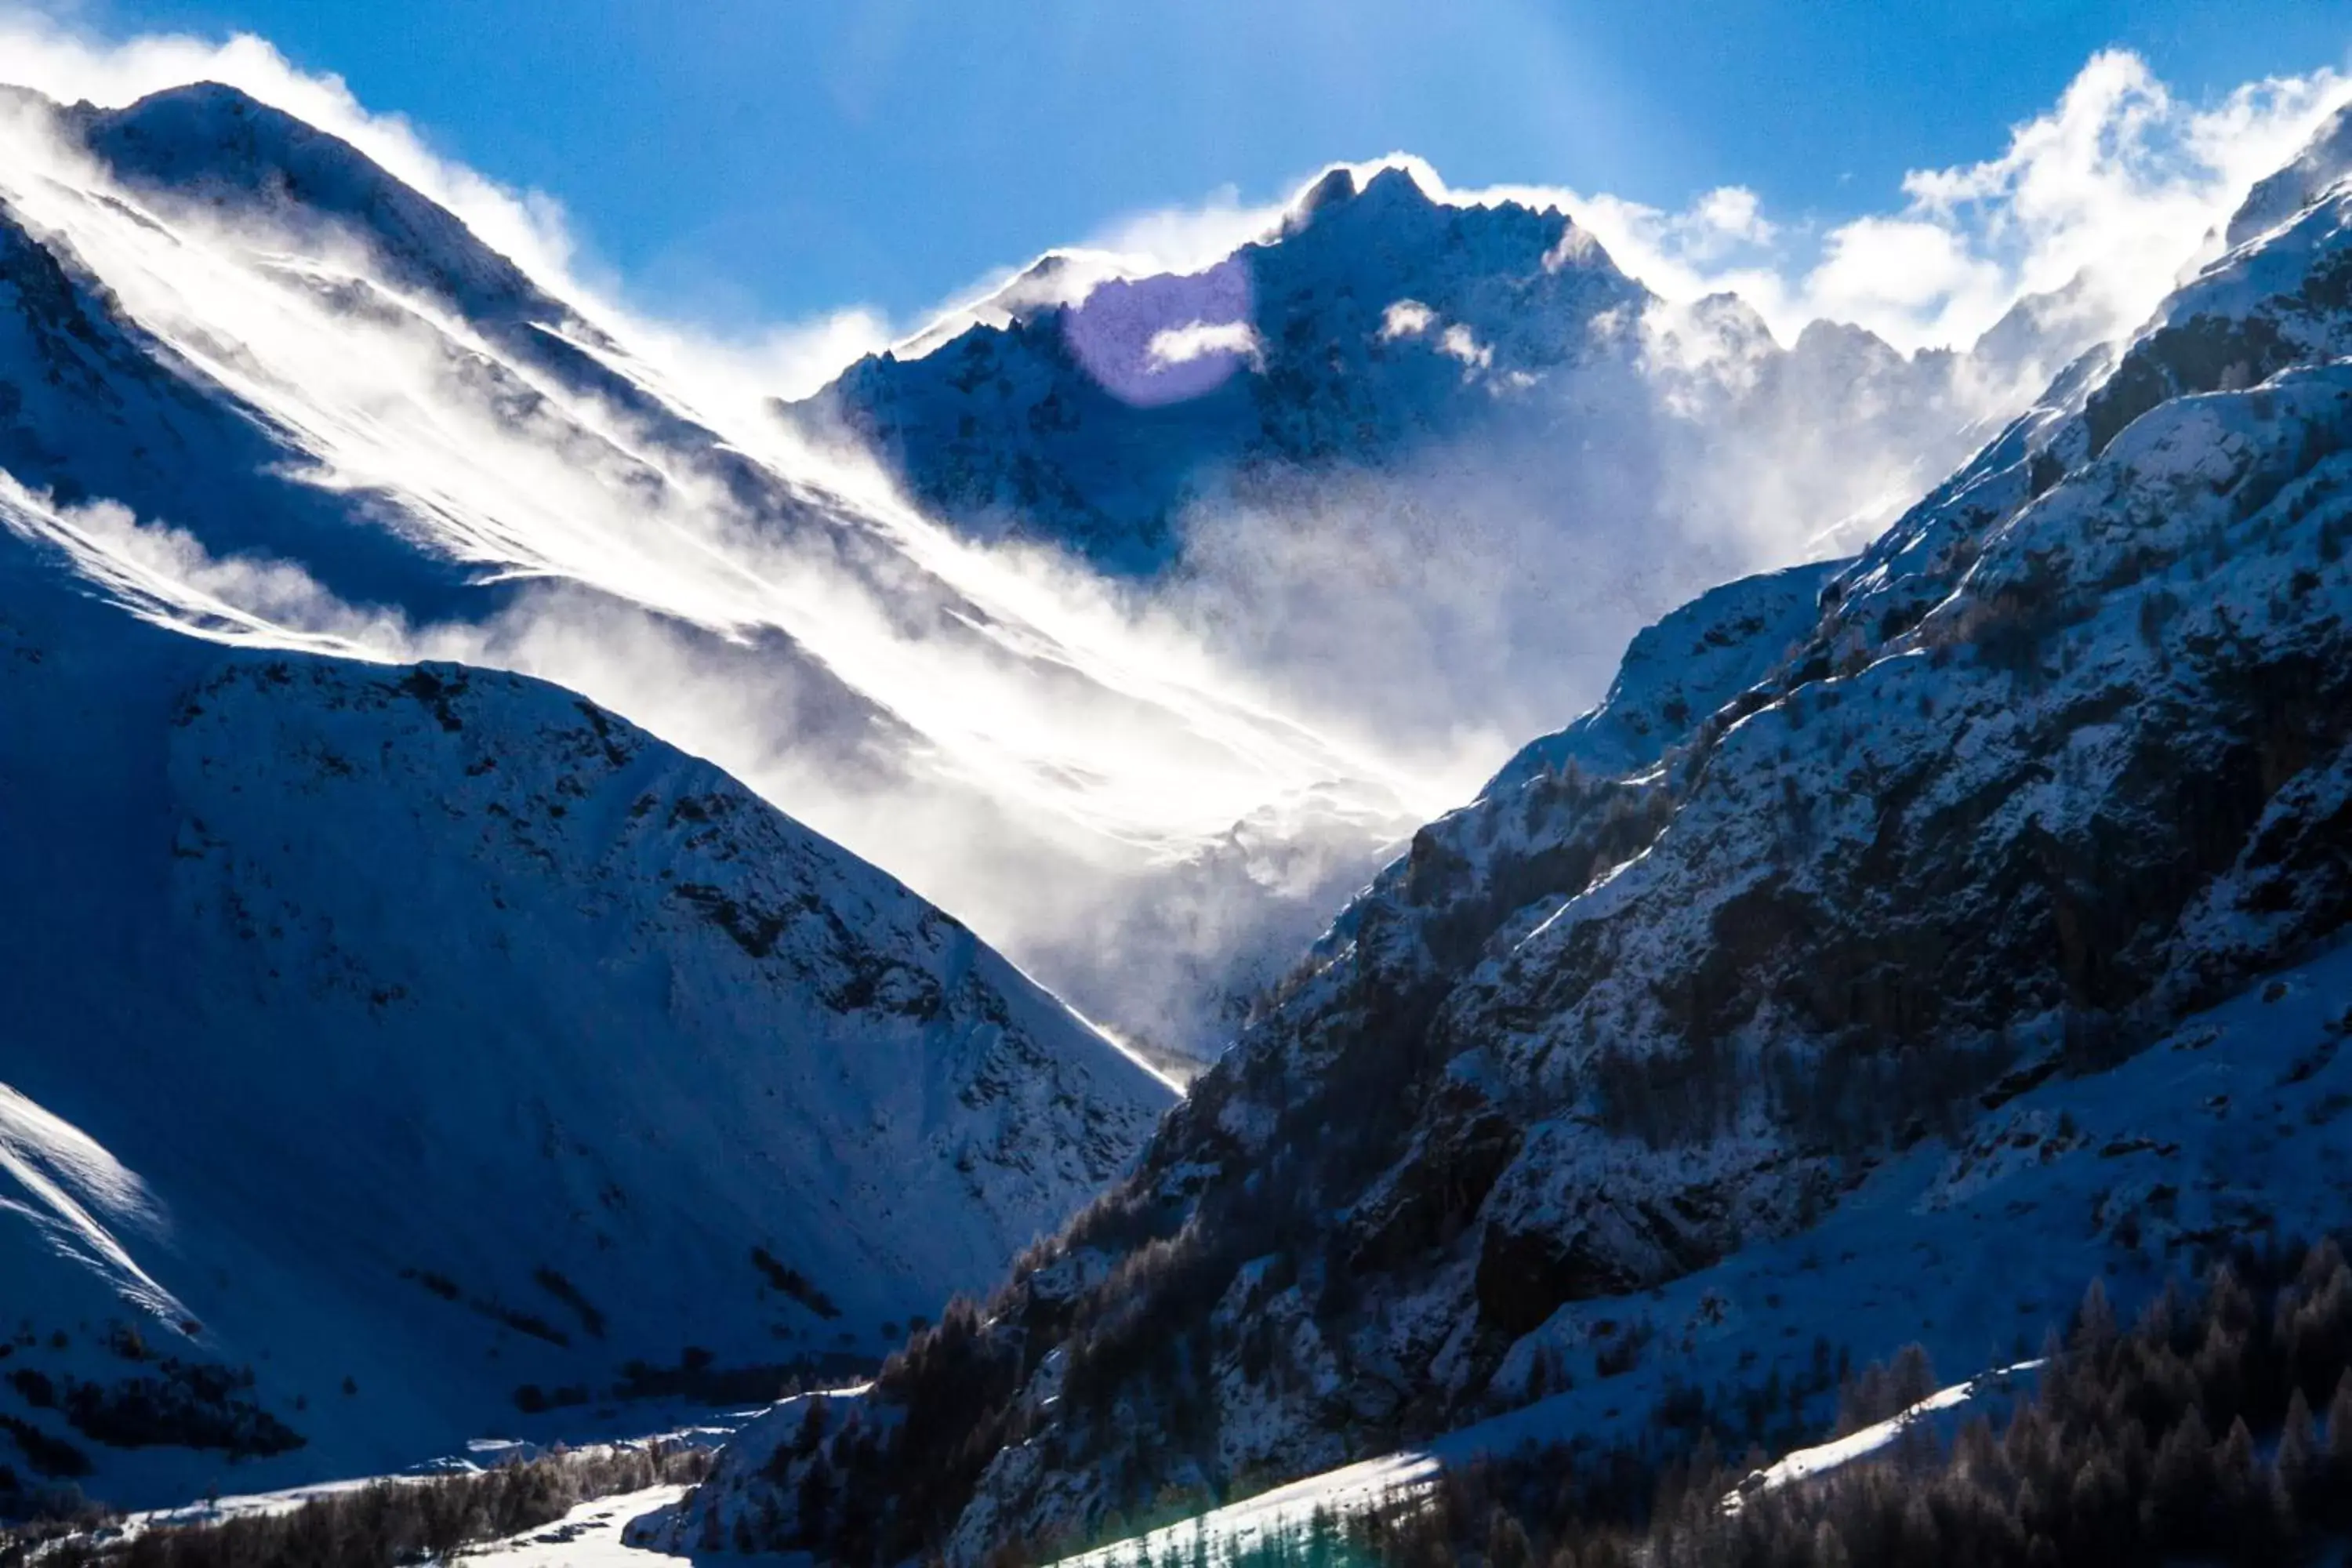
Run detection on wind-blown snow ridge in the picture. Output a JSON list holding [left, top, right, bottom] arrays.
[[0, 1084, 187, 1325], [0, 466, 1174, 1508]]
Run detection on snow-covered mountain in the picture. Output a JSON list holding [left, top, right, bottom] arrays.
[[9, 60, 2324, 1544], [690, 110, 2352, 1563], [788, 158, 2109, 821], [792, 160, 2091, 579], [0, 514, 1170, 1512]]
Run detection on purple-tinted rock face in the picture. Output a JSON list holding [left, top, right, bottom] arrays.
[[1061, 256, 1256, 407]]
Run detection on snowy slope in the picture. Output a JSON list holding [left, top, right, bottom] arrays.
[[676, 913, 2352, 1563], [719, 112, 2352, 1562], [1033, 924, 2352, 1565], [0, 524, 1169, 1512], [1478, 558, 1844, 796]]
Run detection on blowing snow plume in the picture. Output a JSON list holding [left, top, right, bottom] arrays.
[[794, 165, 2063, 775], [0, 71, 1437, 1065]]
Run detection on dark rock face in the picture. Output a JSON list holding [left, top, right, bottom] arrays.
[[1343, 1079, 1524, 1277], [1473, 1214, 1646, 1340]]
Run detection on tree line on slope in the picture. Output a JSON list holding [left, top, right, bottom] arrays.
[[0, 1440, 711, 1568], [1280, 1236, 2352, 1568]]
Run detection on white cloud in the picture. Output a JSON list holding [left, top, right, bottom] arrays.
[[1146, 318, 1263, 368], [1691, 186, 1775, 249], [1805, 216, 2008, 328], [1437, 323, 1494, 369], [1083, 181, 1287, 277], [1545, 53, 2351, 350], [1379, 299, 1436, 339]]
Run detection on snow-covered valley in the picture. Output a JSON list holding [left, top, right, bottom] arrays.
[[10, 26, 2352, 1568]]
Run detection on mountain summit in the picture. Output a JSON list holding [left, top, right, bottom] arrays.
[[793, 158, 2098, 579]]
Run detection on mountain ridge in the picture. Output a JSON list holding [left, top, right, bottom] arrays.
[[0, 78, 1436, 1063]]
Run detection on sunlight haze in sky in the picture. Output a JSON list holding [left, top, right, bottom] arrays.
[[36, 0, 2352, 337]]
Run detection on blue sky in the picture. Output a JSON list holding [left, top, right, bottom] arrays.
[[38, 0, 2352, 332]]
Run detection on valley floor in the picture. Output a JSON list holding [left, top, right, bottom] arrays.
[[1051, 1365, 2038, 1568]]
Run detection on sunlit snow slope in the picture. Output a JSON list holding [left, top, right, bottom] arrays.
[[677, 100, 2352, 1563]]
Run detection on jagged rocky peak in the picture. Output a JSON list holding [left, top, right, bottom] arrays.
[[794, 147, 2078, 585], [1290, 162, 1363, 220], [925, 162, 1616, 350], [699, 119, 2352, 1564], [789, 156, 1661, 572], [1671, 289, 1781, 351], [1274, 160, 1607, 275], [1969, 270, 2102, 376], [1789, 314, 1911, 373]]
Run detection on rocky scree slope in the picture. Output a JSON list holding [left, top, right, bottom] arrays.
[[0, 515, 1168, 1514], [703, 122, 2352, 1563]]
